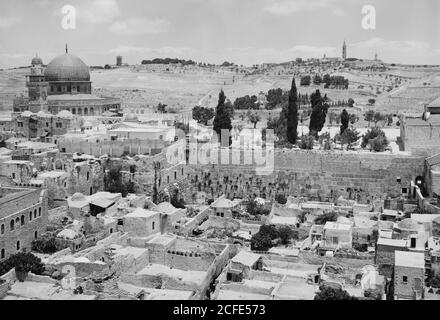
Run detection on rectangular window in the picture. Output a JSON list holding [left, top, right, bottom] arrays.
[[403, 276, 408, 283]]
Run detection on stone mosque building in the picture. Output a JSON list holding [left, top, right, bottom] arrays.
[[10, 47, 121, 140]]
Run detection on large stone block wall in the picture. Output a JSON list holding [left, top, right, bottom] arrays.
[[401, 122, 440, 157], [0, 189, 49, 261], [187, 150, 424, 202], [58, 139, 167, 157]]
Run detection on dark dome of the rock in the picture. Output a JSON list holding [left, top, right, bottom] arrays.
[[31, 56, 43, 66], [44, 53, 90, 82]]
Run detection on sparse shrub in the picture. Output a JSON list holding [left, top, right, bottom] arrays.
[[275, 194, 288, 205]]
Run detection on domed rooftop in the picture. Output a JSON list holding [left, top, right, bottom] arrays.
[[57, 110, 74, 118], [44, 53, 90, 82], [124, 113, 139, 122], [156, 202, 178, 214], [397, 218, 423, 231], [212, 198, 234, 208], [21, 111, 34, 117], [31, 55, 43, 66], [71, 192, 86, 202]]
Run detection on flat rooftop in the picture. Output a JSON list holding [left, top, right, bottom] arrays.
[[137, 264, 206, 285], [273, 276, 318, 300], [6, 281, 96, 300], [377, 238, 408, 248], [395, 251, 425, 269], [217, 290, 270, 300], [125, 208, 159, 219]]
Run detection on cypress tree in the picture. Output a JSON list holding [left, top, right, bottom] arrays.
[[213, 89, 232, 146], [340, 109, 349, 135], [286, 77, 299, 144]]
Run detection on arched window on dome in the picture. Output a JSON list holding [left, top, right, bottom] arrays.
[[84, 108, 88, 116], [72, 108, 76, 115]]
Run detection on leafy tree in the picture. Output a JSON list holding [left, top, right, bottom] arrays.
[[104, 167, 133, 197], [251, 232, 273, 251], [32, 237, 59, 254], [349, 114, 358, 125], [0, 252, 45, 276], [348, 98, 355, 108], [275, 194, 288, 205], [266, 88, 288, 110], [386, 114, 393, 126], [370, 135, 389, 152], [373, 112, 385, 126], [156, 103, 168, 113], [364, 110, 375, 127], [315, 212, 338, 225], [286, 77, 299, 144], [251, 224, 280, 251], [192, 106, 215, 125], [300, 76, 311, 86], [259, 225, 279, 240], [314, 285, 357, 300], [323, 74, 331, 87], [340, 109, 349, 135], [313, 75, 322, 85], [213, 90, 232, 146], [362, 127, 389, 152], [278, 226, 295, 245], [246, 200, 270, 216], [170, 189, 186, 209], [340, 127, 360, 150], [299, 134, 315, 150], [319, 132, 332, 150], [247, 111, 261, 129], [233, 95, 259, 110]]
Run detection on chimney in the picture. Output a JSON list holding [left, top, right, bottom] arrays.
[[423, 104, 430, 121]]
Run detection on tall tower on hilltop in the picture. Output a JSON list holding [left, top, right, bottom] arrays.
[[342, 40, 347, 60]]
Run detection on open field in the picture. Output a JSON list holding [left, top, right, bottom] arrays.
[[1, 64, 440, 118]]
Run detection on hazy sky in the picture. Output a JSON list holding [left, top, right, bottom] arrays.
[[0, 0, 439, 67]]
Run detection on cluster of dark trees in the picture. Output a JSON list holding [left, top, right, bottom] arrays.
[[32, 237, 59, 254], [246, 199, 271, 216], [192, 106, 215, 125], [361, 127, 389, 152], [0, 252, 45, 276], [251, 225, 298, 251], [301, 74, 349, 89], [220, 61, 235, 67], [265, 77, 299, 147], [141, 58, 196, 65], [233, 95, 260, 110], [104, 166, 135, 197]]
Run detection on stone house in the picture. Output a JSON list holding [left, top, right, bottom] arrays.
[[123, 208, 161, 238], [394, 251, 425, 300], [321, 221, 353, 251], [0, 187, 49, 260]]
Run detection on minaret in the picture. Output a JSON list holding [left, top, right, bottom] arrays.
[[342, 40, 347, 60], [27, 54, 48, 112]]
